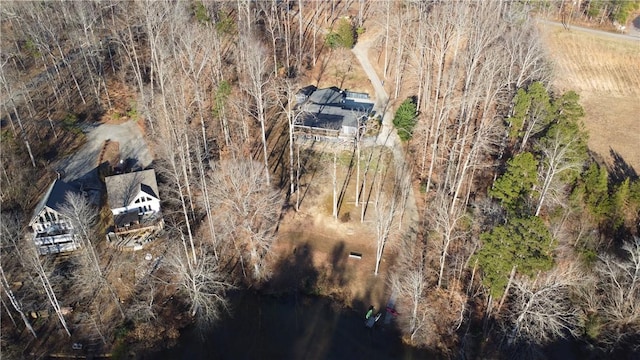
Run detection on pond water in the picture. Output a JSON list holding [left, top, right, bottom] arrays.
[[151, 291, 434, 360]]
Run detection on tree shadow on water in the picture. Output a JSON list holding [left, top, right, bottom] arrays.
[[151, 240, 440, 360]]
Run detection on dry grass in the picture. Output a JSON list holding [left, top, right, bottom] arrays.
[[539, 25, 640, 170], [302, 48, 374, 94]]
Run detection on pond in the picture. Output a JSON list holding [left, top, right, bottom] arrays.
[[151, 291, 434, 360]]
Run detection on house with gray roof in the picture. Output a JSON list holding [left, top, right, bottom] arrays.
[[295, 86, 374, 140], [28, 179, 82, 254], [105, 169, 163, 245]]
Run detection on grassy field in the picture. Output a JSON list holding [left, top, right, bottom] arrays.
[[539, 24, 640, 171]]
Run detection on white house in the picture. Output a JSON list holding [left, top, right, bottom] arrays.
[[28, 179, 81, 255], [104, 169, 162, 234]]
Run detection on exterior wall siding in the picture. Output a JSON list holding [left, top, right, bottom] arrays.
[[111, 192, 160, 216]]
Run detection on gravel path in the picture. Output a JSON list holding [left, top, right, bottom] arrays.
[[352, 31, 419, 221], [56, 120, 153, 184], [352, 33, 420, 309], [537, 18, 640, 41], [352, 35, 398, 149]]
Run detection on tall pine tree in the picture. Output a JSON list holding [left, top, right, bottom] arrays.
[[475, 216, 555, 298], [489, 152, 539, 216]]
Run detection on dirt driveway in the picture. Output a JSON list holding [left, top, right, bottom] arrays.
[[56, 120, 153, 185]]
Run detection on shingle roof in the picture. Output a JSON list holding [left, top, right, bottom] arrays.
[[299, 86, 374, 130], [32, 179, 80, 219], [308, 87, 344, 105], [105, 169, 159, 209]]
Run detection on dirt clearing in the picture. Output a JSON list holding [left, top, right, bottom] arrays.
[[539, 24, 640, 170], [302, 48, 374, 95], [270, 145, 399, 310]]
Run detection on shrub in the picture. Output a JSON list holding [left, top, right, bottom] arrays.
[[326, 18, 355, 49], [126, 102, 139, 121], [192, 1, 210, 24], [62, 114, 82, 135], [215, 13, 236, 35]]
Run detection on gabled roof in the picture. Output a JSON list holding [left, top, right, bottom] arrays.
[[105, 169, 159, 209], [32, 179, 80, 219]]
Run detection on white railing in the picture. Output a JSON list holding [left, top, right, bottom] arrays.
[[33, 233, 75, 246]]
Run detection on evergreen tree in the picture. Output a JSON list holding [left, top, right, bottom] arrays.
[[572, 163, 610, 223], [325, 18, 355, 49], [475, 216, 555, 298], [506, 81, 554, 150], [533, 100, 588, 215], [611, 178, 630, 230], [392, 98, 418, 142], [489, 152, 539, 216], [506, 88, 531, 139], [553, 90, 585, 124]]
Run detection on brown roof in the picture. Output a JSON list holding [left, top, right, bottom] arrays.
[[105, 169, 159, 208]]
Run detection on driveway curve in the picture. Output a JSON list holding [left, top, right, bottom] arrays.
[[352, 35, 398, 149]]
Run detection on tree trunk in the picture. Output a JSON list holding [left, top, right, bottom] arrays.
[[333, 152, 338, 219], [497, 264, 517, 313], [1, 267, 37, 338]]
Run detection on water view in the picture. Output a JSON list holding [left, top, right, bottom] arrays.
[[152, 291, 434, 360]]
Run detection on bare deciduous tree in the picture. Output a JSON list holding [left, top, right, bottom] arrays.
[[534, 131, 585, 216], [168, 244, 231, 328], [501, 266, 582, 348], [373, 189, 397, 275], [241, 38, 273, 185], [207, 159, 282, 283], [592, 237, 640, 348], [274, 79, 304, 209], [429, 190, 468, 288], [125, 276, 158, 324], [1, 262, 37, 338], [59, 192, 125, 319], [390, 254, 427, 342], [24, 240, 71, 337], [373, 161, 411, 275]]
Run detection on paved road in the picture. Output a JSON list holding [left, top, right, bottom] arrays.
[[56, 120, 153, 184], [537, 18, 640, 41]]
